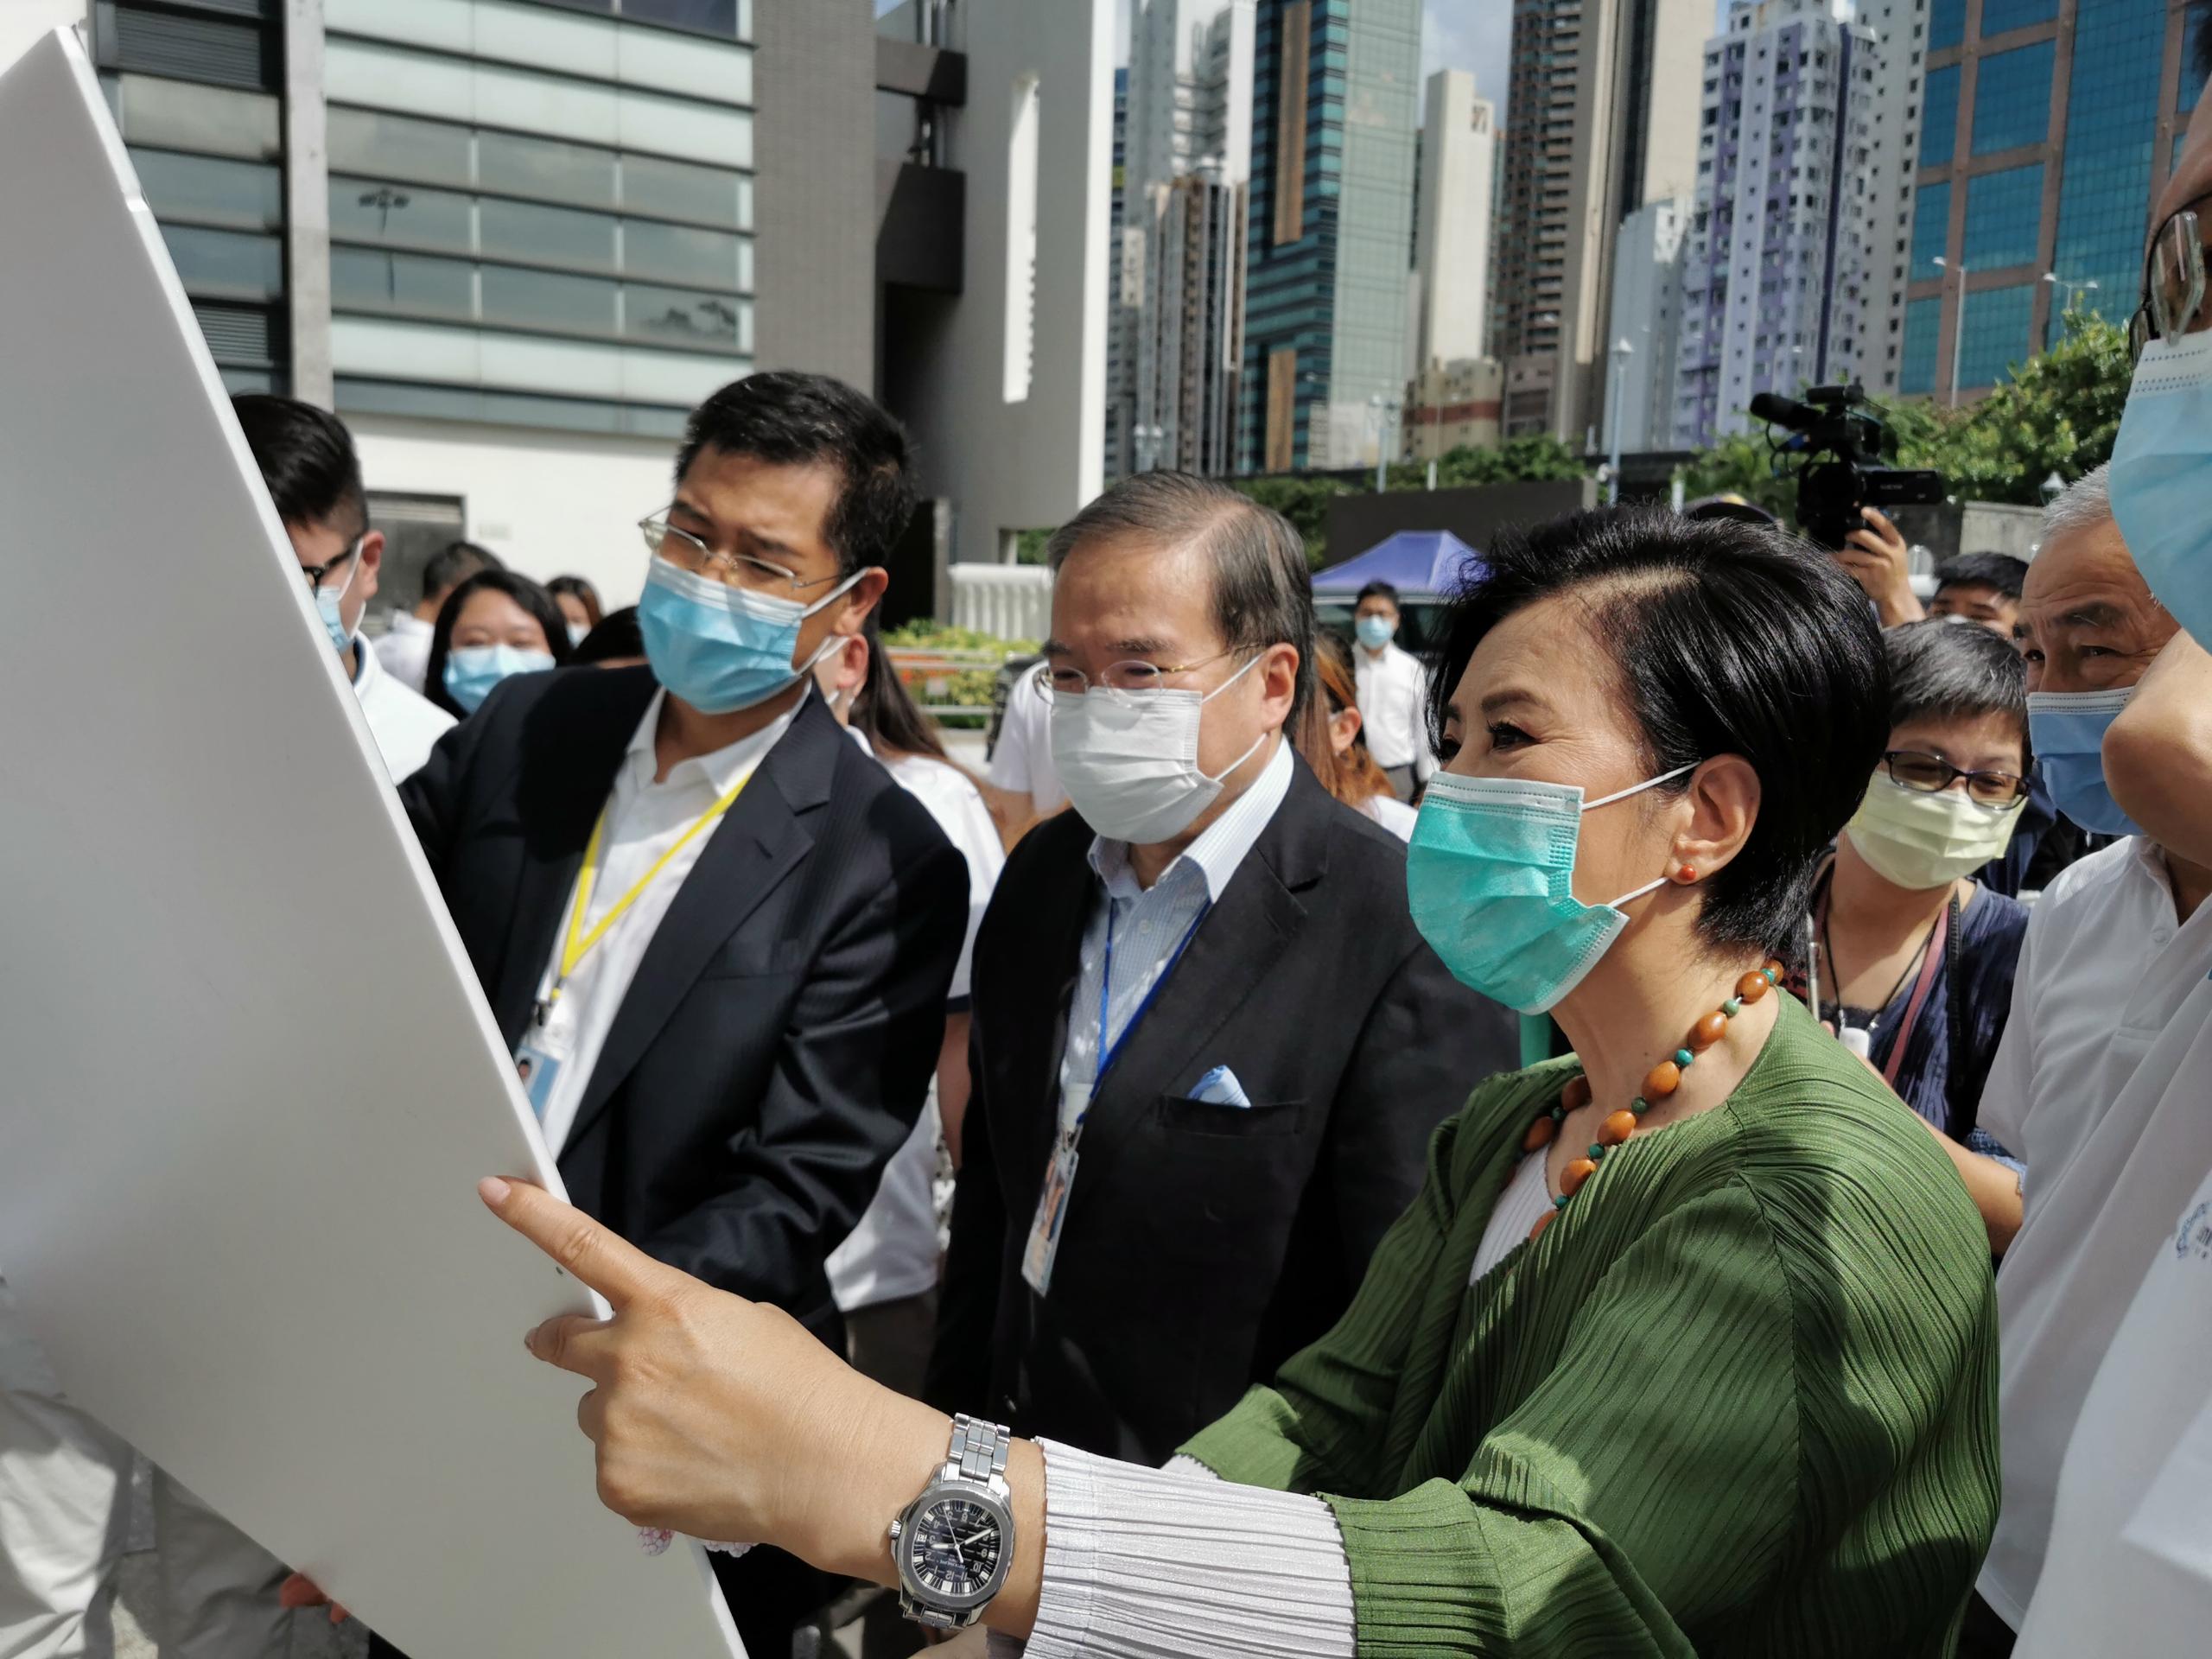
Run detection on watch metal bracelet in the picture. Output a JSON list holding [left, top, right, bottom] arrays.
[[893, 1414, 1017, 1631], [949, 1413, 1012, 1483]]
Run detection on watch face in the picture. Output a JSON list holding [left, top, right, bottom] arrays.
[[905, 1495, 1003, 1603]]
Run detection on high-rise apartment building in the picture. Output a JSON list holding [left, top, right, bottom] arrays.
[[1116, 0, 1255, 477], [1673, 0, 1880, 447], [1411, 67, 1497, 370], [1903, 0, 2200, 402], [1492, 0, 1707, 445], [1855, 0, 1929, 393], [1607, 195, 1687, 450], [1105, 65, 1132, 480], [1241, 0, 1423, 474]]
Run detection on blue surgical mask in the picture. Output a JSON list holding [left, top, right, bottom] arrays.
[[637, 556, 858, 715], [1356, 614, 1395, 652], [443, 643, 555, 714], [315, 584, 353, 655], [1406, 763, 1695, 1014], [2110, 331, 2212, 645], [2026, 687, 2143, 836]]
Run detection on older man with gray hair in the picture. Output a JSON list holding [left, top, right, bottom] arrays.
[[1953, 461, 2212, 1656], [926, 469, 1514, 1472]]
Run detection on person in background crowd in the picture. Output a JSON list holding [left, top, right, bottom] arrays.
[[548, 575, 603, 647], [1785, 619, 2029, 1248], [1959, 461, 2209, 1654], [812, 611, 1004, 1398], [1300, 629, 1416, 840], [1974, 470, 2141, 898], [471, 505, 1998, 1659], [423, 569, 570, 719], [375, 538, 503, 695], [2005, 46, 2212, 1652], [1349, 579, 1434, 801], [571, 605, 645, 668], [1838, 504, 1926, 627], [929, 472, 1516, 1477], [289, 371, 969, 1659], [235, 395, 455, 781], [984, 659, 1068, 832], [1930, 552, 2030, 636]]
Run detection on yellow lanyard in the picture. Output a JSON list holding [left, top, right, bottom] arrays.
[[541, 769, 754, 1016]]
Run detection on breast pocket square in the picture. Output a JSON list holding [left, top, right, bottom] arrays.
[[1190, 1065, 1254, 1108]]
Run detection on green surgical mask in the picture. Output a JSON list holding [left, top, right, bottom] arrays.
[[1844, 777, 2022, 890]]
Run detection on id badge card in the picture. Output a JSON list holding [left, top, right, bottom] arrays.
[[1022, 1085, 1089, 1296], [513, 1015, 573, 1122]]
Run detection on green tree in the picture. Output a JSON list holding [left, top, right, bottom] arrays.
[[1230, 474, 1355, 569]]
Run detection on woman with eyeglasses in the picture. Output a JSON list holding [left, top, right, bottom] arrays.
[[1789, 619, 2031, 1252]]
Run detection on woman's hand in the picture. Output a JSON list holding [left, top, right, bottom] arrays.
[[480, 1176, 947, 1584]]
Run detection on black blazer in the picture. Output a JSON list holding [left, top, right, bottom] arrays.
[[926, 757, 1516, 1465], [399, 667, 968, 1339]]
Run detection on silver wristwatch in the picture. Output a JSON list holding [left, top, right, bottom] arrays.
[[888, 1414, 1015, 1630]]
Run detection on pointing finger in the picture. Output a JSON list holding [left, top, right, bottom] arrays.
[[480, 1177, 670, 1313]]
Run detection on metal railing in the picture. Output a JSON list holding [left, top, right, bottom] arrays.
[[949, 562, 1052, 642]]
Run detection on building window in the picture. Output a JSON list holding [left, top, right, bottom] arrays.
[[1971, 41, 2056, 156], [1002, 74, 1040, 404], [1919, 63, 1960, 166], [1961, 163, 2044, 269], [1958, 281, 2037, 387], [1980, 0, 2059, 35], [1902, 295, 1942, 394]]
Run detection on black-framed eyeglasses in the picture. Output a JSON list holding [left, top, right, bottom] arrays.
[[638, 508, 843, 599], [299, 534, 365, 598], [2128, 200, 2210, 365], [1881, 749, 2029, 810]]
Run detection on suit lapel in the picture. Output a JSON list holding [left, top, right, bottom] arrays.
[[560, 697, 839, 1150], [493, 670, 657, 1036]]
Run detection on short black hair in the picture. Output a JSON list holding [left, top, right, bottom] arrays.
[[423, 569, 574, 719], [1046, 471, 1317, 723], [572, 606, 643, 665], [1884, 618, 2030, 751], [1427, 506, 1888, 957], [1934, 552, 2029, 602], [232, 394, 365, 534], [421, 540, 505, 606], [674, 372, 917, 577], [1356, 580, 1401, 607]]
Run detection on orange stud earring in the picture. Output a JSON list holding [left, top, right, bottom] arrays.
[[1675, 864, 1697, 884]]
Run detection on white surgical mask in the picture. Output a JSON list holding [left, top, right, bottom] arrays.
[[1049, 652, 1268, 843]]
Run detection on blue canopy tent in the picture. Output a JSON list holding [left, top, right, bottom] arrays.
[[1310, 529, 1484, 599]]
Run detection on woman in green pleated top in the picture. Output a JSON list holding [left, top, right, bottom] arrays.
[[445, 497, 2001, 1659]]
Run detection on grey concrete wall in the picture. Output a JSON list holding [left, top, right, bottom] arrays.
[[752, 0, 878, 393]]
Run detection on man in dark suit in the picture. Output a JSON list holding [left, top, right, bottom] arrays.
[[927, 472, 1516, 1468], [385, 372, 968, 1656]]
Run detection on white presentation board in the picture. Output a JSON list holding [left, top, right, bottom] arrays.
[[0, 31, 741, 1659]]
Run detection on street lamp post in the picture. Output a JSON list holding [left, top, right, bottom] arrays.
[[2043, 271, 2101, 316], [1933, 257, 1968, 409], [1605, 337, 1634, 508], [1368, 393, 1402, 494]]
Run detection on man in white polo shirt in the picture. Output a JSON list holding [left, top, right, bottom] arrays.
[[1961, 467, 2211, 1656], [1350, 580, 1433, 802]]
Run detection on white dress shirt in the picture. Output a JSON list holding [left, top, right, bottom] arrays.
[[2016, 1071, 2212, 1657], [828, 734, 1006, 1313], [1351, 641, 1433, 779], [528, 688, 804, 1155], [373, 610, 434, 694], [1357, 791, 1419, 842], [1055, 740, 1294, 1135], [988, 677, 1068, 815], [350, 633, 453, 783], [1975, 836, 2212, 1626]]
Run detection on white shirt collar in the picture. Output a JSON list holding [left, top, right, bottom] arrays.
[[1088, 737, 1295, 902], [620, 684, 810, 796], [388, 612, 433, 639]]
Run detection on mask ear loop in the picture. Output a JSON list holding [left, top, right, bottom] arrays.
[[1586, 760, 1701, 911], [1197, 649, 1274, 784]]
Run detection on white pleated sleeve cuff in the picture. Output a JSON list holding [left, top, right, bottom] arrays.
[[987, 1437, 1357, 1659]]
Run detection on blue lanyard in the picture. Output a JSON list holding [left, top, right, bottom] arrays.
[[1094, 899, 1211, 1092]]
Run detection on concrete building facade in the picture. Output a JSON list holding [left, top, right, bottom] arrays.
[[1491, 0, 1707, 447], [1401, 356, 1505, 459], [1673, 0, 1880, 446], [1607, 195, 1688, 451], [1240, 0, 1423, 474], [1411, 67, 1497, 372], [1902, 0, 2200, 402]]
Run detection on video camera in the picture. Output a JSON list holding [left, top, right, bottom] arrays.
[[1748, 384, 1946, 552]]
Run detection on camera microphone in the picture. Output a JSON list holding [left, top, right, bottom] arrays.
[[1748, 391, 1817, 429]]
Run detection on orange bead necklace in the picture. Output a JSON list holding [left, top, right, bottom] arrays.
[[1522, 957, 1785, 1243]]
